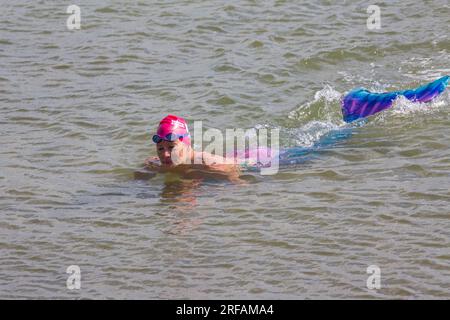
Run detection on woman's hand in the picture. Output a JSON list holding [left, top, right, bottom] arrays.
[[144, 156, 161, 170]]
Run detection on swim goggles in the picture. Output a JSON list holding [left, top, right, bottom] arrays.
[[152, 132, 190, 144]]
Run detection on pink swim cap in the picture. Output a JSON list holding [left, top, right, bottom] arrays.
[[152, 115, 191, 146]]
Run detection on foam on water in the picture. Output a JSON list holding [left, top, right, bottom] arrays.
[[368, 82, 450, 126], [288, 85, 342, 122], [286, 86, 346, 147], [292, 120, 343, 147]]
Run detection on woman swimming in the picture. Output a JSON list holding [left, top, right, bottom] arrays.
[[144, 115, 244, 181], [144, 76, 449, 180]]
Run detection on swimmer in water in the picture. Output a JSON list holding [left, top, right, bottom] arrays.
[[144, 115, 243, 182], [142, 76, 450, 181]]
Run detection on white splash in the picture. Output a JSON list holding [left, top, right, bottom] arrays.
[[313, 85, 342, 102], [390, 95, 446, 116], [287, 85, 346, 147], [293, 120, 342, 147], [288, 85, 342, 121]]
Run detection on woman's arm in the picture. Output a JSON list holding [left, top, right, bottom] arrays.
[[199, 152, 245, 183]]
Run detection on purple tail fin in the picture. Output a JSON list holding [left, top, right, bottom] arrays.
[[342, 75, 449, 122]]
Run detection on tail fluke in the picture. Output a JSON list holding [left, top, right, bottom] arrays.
[[342, 75, 449, 123]]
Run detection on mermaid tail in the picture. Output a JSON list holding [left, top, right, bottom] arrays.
[[241, 76, 449, 171], [342, 75, 449, 122]]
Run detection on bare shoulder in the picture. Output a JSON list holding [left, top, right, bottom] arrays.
[[199, 152, 242, 179]]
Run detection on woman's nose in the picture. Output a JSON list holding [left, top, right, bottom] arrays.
[[163, 150, 171, 158]]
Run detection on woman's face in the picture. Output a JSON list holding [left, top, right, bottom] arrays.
[[156, 139, 189, 166]]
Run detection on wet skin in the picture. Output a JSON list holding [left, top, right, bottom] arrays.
[[144, 139, 243, 183]]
